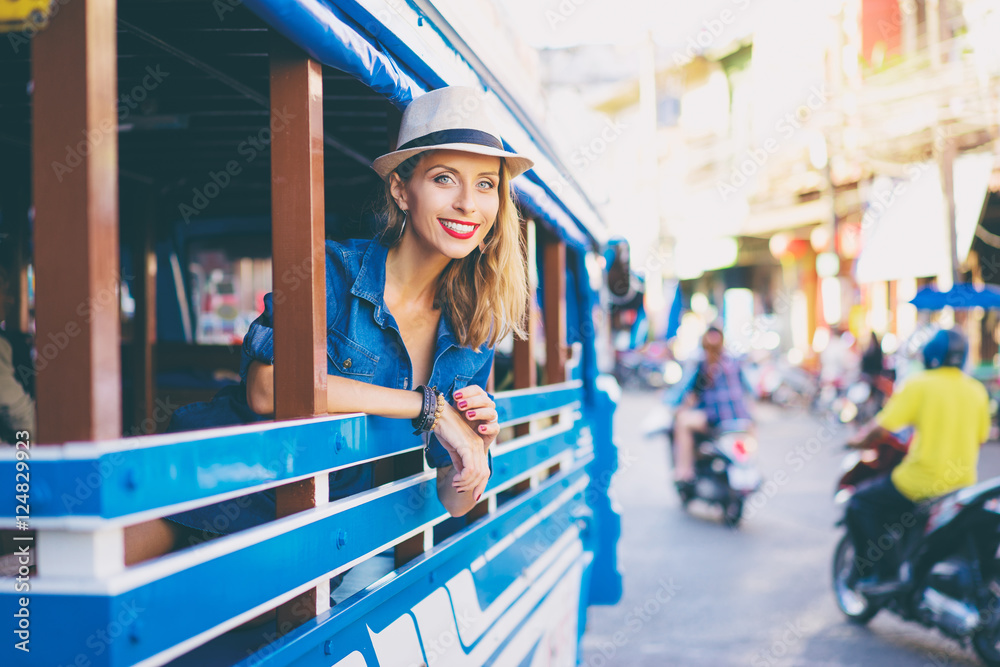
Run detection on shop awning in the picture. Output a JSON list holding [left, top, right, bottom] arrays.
[[854, 152, 994, 284]]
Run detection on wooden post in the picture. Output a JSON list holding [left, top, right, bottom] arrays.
[[269, 32, 328, 631], [126, 190, 157, 433], [32, 0, 120, 445], [542, 233, 567, 385], [31, 0, 124, 578]]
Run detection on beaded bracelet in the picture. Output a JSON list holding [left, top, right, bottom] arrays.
[[428, 390, 445, 432]]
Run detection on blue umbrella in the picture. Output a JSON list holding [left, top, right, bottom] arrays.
[[910, 287, 947, 310], [910, 284, 1000, 310]]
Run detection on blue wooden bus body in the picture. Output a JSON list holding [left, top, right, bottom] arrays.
[[0, 1, 622, 665]]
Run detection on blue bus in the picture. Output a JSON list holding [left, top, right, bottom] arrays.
[[0, 1, 622, 665]]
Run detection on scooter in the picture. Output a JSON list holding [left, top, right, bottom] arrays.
[[832, 434, 1000, 665], [832, 372, 895, 426], [665, 416, 761, 527]]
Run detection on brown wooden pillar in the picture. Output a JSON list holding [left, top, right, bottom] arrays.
[[32, 0, 120, 444], [269, 33, 328, 631], [542, 233, 567, 385], [124, 191, 157, 434]]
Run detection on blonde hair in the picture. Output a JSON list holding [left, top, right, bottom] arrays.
[[382, 156, 528, 349]]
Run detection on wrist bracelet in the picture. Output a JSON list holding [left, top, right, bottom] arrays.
[[428, 390, 445, 432], [411, 385, 439, 435]]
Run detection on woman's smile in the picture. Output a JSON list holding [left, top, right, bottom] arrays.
[[438, 218, 480, 239]]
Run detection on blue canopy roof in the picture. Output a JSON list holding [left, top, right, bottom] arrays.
[[241, 0, 603, 252]]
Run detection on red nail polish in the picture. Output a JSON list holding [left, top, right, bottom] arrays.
[[458, 400, 468, 409], [467, 410, 476, 418], [479, 425, 487, 432], [476, 493, 482, 502], [454, 391, 463, 399]]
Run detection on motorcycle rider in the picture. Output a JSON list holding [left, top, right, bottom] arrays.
[[846, 328, 990, 594], [669, 325, 754, 492]]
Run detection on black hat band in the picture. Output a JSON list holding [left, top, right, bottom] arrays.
[[397, 128, 503, 152]]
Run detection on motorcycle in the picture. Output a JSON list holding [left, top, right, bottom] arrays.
[[662, 415, 761, 527], [832, 372, 894, 426], [832, 434, 1000, 665], [614, 342, 678, 391]]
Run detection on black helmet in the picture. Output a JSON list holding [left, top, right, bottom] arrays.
[[922, 328, 968, 369]]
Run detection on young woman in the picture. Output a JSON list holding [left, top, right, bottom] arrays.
[[126, 86, 532, 562]]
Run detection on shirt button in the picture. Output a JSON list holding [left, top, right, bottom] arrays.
[[343, 358, 353, 369], [403, 378, 409, 389]]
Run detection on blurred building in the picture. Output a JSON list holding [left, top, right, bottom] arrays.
[[832, 0, 1000, 367], [539, 0, 1000, 372]]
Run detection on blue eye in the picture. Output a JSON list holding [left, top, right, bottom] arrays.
[[434, 173, 454, 184], [478, 180, 496, 190]]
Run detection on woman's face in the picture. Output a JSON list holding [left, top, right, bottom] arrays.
[[394, 149, 502, 259]]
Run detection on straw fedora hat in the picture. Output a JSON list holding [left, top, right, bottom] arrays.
[[372, 86, 534, 180]]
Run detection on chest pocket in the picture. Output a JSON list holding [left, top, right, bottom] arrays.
[[327, 329, 378, 380], [446, 374, 472, 402]]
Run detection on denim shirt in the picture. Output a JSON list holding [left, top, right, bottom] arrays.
[[240, 237, 495, 468]]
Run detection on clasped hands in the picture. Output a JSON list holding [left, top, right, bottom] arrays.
[[433, 385, 498, 499]]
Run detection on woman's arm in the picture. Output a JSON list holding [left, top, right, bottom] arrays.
[[246, 360, 422, 418], [247, 360, 490, 515], [431, 401, 492, 516]]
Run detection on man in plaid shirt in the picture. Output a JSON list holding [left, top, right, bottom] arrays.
[[670, 326, 753, 484]]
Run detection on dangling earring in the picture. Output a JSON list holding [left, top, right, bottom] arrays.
[[398, 211, 407, 242]]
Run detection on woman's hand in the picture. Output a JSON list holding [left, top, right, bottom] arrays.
[[453, 385, 499, 450], [433, 403, 491, 497]]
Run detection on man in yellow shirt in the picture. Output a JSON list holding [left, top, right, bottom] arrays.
[[846, 329, 990, 592]]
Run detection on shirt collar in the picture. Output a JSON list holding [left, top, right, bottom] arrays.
[[350, 237, 459, 349], [350, 239, 390, 327]]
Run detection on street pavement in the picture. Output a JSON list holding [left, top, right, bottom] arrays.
[[581, 389, 1000, 667]]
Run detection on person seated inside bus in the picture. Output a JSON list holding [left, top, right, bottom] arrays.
[[0, 264, 34, 444], [124, 86, 531, 564]]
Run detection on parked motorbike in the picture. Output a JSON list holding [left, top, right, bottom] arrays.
[[663, 415, 761, 527], [832, 373, 894, 426], [832, 434, 1000, 665], [614, 342, 678, 390]]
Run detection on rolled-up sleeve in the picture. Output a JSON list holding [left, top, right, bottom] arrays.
[[239, 293, 275, 383], [424, 346, 496, 477]]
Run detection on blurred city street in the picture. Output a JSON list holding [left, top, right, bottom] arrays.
[[584, 389, 1000, 667]]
